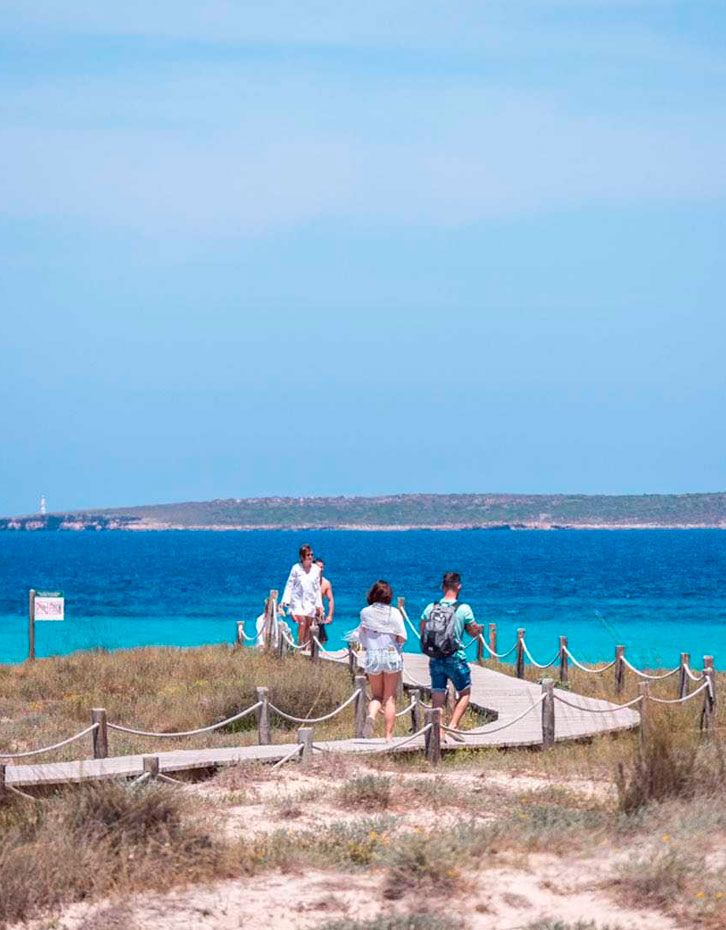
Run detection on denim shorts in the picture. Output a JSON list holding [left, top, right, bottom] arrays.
[[364, 647, 403, 675], [429, 656, 471, 694]]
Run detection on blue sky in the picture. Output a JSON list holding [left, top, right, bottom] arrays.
[[1, 2, 725, 514]]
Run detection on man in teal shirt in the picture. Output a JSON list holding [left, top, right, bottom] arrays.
[[420, 571, 481, 740]]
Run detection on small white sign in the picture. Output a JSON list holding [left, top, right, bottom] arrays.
[[34, 594, 64, 622]]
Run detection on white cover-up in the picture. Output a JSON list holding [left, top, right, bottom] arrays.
[[281, 563, 323, 617]]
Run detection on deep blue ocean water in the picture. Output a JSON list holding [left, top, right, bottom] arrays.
[[0, 530, 724, 668]]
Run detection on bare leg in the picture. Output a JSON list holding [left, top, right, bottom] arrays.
[[450, 689, 471, 731], [382, 673, 399, 740], [299, 616, 313, 646], [293, 616, 306, 645], [367, 673, 384, 736]]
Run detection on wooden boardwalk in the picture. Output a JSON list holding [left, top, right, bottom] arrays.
[[3, 653, 639, 789]]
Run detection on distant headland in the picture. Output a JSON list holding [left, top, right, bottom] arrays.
[[1, 493, 725, 531]]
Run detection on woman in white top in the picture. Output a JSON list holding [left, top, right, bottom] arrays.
[[358, 579, 407, 741], [280, 544, 323, 646]]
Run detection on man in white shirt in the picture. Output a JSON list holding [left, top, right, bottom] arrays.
[[280, 544, 323, 645]]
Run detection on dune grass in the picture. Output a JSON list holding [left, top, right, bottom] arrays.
[[0, 646, 365, 760], [0, 781, 233, 927]]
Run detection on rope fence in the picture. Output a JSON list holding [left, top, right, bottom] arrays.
[[267, 689, 361, 724], [441, 695, 546, 737], [0, 723, 99, 760], [0, 592, 719, 793], [107, 702, 263, 739]]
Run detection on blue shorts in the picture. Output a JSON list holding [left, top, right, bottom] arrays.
[[429, 656, 471, 694]]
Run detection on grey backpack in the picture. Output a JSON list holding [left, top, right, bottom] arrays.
[[421, 601, 459, 659]]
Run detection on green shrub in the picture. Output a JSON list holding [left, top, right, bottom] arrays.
[[339, 775, 393, 810], [616, 717, 726, 813], [612, 847, 701, 910], [320, 917, 459, 930], [382, 821, 502, 899]]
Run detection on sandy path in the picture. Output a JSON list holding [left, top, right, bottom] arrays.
[[38, 857, 683, 930]]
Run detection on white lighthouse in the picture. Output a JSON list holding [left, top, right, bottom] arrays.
[[39, 494, 47, 515]]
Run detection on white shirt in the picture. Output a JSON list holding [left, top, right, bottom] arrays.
[[358, 603, 407, 651], [282, 563, 322, 617]]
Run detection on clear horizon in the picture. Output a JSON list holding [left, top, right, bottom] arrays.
[[2, 2, 725, 514]]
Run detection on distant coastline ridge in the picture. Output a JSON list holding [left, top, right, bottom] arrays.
[[1, 493, 725, 531]]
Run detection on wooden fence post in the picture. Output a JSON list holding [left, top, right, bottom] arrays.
[[28, 588, 36, 662], [310, 623, 320, 662], [704, 656, 716, 704], [488, 623, 497, 661], [424, 707, 441, 765], [541, 678, 555, 749], [615, 645, 625, 695], [256, 687, 271, 745], [297, 727, 313, 767], [410, 688, 423, 732], [264, 590, 278, 652], [91, 708, 108, 759], [638, 682, 650, 748], [701, 668, 715, 735], [142, 756, 160, 780], [347, 644, 356, 679], [515, 629, 525, 679], [476, 632, 484, 665], [559, 636, 568, 685], [0, 763, 6, 801], [354, 675, 368, 738], [276, 627, 286, 659], [678, 652, 690, 700], [236, 621, 246, 648]]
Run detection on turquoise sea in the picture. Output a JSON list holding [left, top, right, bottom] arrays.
[[0, 530, 724, 668]]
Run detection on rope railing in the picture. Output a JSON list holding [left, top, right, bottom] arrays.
[[395, 699, 417, 718], [1, 601, 718, 785], [621, 656, 681, 681], [311, 636, 349, 660], [520, 640, 560, 670], [647, 681, 711, 705], [441, 695, 546, 736], [553, 692, 644, 714], [0, 723, 99, 760], [563, 647, 616, 673], [399, 605, 422, 640], [279, 628, 308, 651], [267, 689, 362, 725], [313, 721, 433, 755], [478, 634, 518, 660], [107, 702, 262, 738]]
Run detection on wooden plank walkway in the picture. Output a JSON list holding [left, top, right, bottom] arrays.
[[3, 653, 639, 789]]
